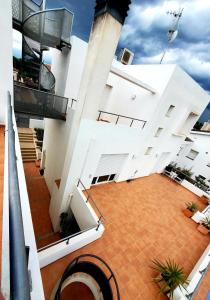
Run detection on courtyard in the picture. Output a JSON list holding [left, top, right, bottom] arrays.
[[39, 173, 209, 299]]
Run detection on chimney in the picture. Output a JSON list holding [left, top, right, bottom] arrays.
[[76, 0, 131, 120]]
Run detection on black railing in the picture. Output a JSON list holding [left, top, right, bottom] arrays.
[[97, 110, 147, 129], [37, 224, 98, 252], [7, 92, 31, 299], [77, 179, 105, 229], [54, 254, 120, 300], [14, 82, 68, 120]]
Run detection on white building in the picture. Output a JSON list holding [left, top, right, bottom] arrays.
[[174, 131, 210, 183], [1, 0, 210, 298], [42, 36, 209, 230]]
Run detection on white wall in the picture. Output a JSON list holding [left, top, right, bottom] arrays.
[[38, 225, 104, 268], [43, 36, 88, 194], [29, 118, 44, 129], [71, 186, 98, 230], [174, 131, 210, 181], [0, 0, 13, 124], [1, 104, 44, 299]]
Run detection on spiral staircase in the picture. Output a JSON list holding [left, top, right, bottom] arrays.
[[12, 0, 73, 119], [51, 254, 121, 300]]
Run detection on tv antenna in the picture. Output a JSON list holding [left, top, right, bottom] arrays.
[[160, 7, 184, 64]]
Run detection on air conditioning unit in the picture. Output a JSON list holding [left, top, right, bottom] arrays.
[[118, 48, 134, 65]]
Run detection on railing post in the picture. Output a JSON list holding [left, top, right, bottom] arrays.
[[130, 119, 134, 127], [97, 111, 101, 121], [96, 216, 102, 231], [116, 115, 120, 124]]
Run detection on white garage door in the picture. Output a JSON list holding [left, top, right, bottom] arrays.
[[95, 154, 128, 177]]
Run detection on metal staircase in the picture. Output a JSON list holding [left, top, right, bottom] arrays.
[[12, 0, 73, 118], [12, 0, 73, 92]]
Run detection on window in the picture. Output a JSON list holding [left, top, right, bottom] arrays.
[[109, 174, 116, 181], [91, 174, 116, 185], [97, 175, 110, 183], [186, 149, 199, 160], [154, 127, 163, 137], [145, 147, 153, 155], [165, 105, 175, 117], [91, 177, 97, 184]]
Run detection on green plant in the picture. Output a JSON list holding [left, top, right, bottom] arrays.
[[201, 217, 210, 230], [151, 259, 189, 297], [185, 202, 198, 212], [180, 168, 193, 177]]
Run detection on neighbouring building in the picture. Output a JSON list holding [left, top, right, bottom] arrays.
[[174, 130, 210, 184]]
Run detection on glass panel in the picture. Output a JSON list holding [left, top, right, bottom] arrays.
[[14, 83, 68, 120], [91, 177, 97, 185], [97, 175, 109, 183], [109, 174, 116, 181]]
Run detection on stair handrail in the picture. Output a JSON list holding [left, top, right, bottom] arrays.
[[7, 91, 31, 299], [55, 254, 120, 300]]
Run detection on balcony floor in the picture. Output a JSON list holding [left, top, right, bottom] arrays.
[[41, 174, 209, 300], [0, 126, 5, 275], [23, 162, 60, 249]]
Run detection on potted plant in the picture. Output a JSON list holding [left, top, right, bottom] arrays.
[[183, 202, 198, 218], [151, 259, 189, 298], [197, 217, 210, 235]]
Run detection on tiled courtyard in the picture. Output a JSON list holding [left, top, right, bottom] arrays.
[[23, 162, 60, 248], [40, 174, 209, 300]]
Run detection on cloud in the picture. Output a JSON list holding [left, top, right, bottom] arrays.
[[119, 0, 210, 91]]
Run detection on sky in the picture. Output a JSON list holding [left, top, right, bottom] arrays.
[[13, 0, 210, 122]]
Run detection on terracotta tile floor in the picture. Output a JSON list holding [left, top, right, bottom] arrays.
[[23, 162, 60, 249], [0, 126, 5, 276], [194, 267, 210, 300], [41, 174, 210, 300]]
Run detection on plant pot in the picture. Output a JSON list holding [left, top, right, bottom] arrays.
[[183, 208, 193, 218], [199, 196, 209, 205], [155, 275, 171, 295], [197, 224, 210, 235]]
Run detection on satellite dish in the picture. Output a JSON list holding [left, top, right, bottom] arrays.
[[168, 29, 178, 43]]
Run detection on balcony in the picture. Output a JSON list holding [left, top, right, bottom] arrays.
[[14, 83, 68, 120], [97, 110, 147, 129]]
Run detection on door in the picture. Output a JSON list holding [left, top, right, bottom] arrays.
[[92, 153, 128, 184]]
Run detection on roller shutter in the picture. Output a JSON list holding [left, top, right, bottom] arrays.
[[94, 154, 128, 177]]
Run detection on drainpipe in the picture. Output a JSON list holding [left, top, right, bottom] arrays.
[[54, 0, 131, 230]]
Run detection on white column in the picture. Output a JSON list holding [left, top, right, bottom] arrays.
[[50, 13, 124, 230], [0, 0, 13, 124]]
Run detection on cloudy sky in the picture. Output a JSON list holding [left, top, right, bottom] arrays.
[[13, 0, 210, 122]]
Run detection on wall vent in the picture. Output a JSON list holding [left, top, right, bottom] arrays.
[[118, 48, 134, 65]]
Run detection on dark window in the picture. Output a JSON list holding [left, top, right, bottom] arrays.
[[109, 174, 116, 181], [97, 175, 109, 183], [91, 177, 97, 184]]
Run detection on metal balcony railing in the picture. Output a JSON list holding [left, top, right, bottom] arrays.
[[14, 82, 68, 120], [7, 92, 31, 299], [77, 179, 105, 229], [97, 110, 147, 129]]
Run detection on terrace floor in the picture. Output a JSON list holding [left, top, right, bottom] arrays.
[[41, 174, 210, 300], [23, 162, 60, 249]]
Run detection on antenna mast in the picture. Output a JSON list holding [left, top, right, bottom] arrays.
[[160, 7, 183, 64]]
